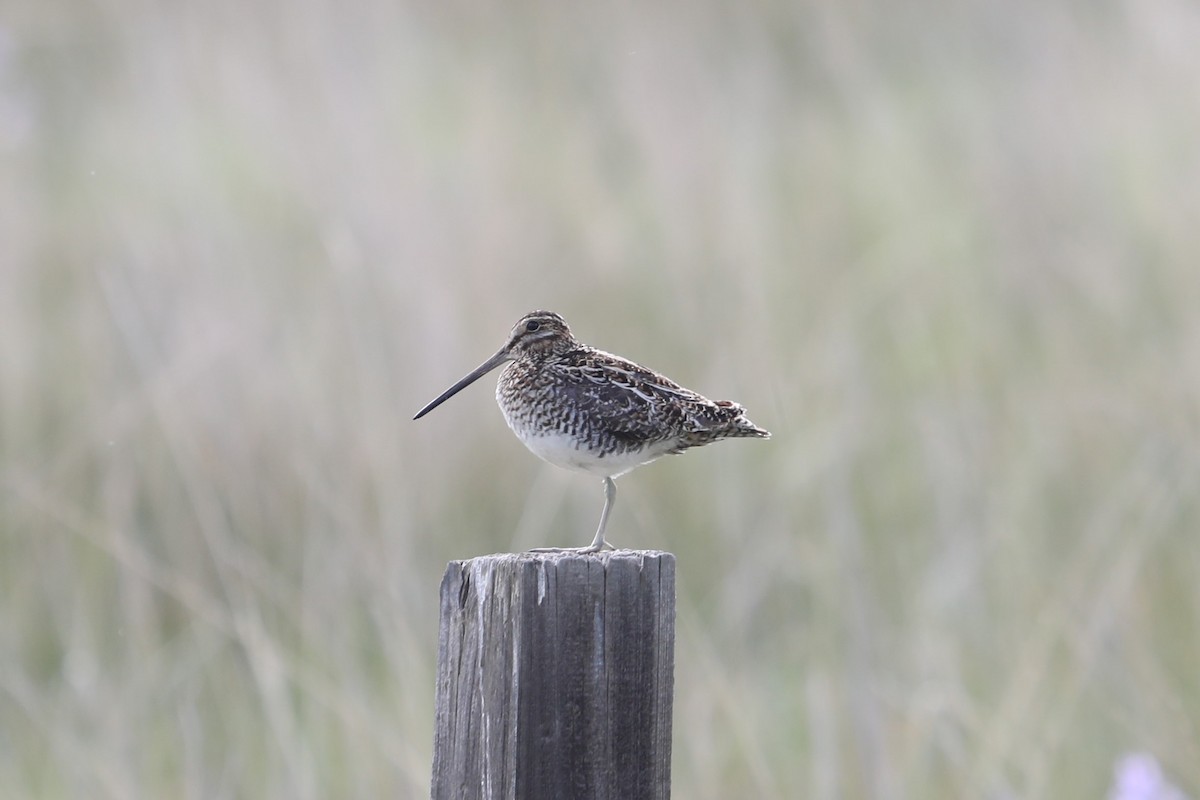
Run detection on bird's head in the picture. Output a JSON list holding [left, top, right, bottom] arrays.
[[413, 310, 576, 420], [501, 311, 576, 359]]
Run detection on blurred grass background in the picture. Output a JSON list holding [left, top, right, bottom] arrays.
[[2, 0, 1199, 797]]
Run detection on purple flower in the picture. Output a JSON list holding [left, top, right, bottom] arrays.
[[1109, 753, 1188, 800]]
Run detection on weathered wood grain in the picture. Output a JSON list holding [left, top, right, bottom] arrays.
[[431, 550, 676, 800]]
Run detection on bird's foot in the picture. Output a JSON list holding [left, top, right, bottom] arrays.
[[527, 541, 617, 555]]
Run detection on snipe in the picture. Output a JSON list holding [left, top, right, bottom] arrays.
[[414, 311, 770, 552]]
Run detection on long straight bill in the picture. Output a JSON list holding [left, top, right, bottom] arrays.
[[413, 348, 510, 420]]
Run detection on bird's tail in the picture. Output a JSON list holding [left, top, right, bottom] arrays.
[[714, 400, 771, 439]]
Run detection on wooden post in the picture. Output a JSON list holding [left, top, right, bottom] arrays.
[[431, 550, 676, 800]]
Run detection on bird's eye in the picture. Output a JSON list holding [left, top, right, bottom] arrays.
[[525, 320, 541, 332]]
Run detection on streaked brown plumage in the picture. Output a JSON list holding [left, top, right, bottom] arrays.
[[414, 311, 770, 552]]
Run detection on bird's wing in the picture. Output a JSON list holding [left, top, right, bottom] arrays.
[[558, 354, 725, 444]]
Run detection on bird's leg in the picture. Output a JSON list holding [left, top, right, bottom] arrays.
[[579, 477, 618, 553], [526, 477, 618, 554]]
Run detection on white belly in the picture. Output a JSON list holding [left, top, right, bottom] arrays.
[[508, 428, 667, 478], [495, 370, 675, 478]]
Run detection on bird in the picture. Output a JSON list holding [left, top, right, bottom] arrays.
[[413, 311, 770, 552]]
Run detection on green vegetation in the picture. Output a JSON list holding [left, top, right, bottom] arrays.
[[2, 1, 1198, 797]]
